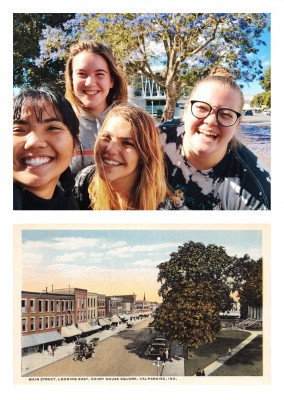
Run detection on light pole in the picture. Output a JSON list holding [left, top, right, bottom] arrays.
[[152, 356, 164, 376]]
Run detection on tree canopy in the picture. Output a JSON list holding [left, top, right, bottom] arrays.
[[251, 66, 271, 109], [153, 240, 263, 354], [153, 241, 234, 354], [13, 13, 75, 89], [14, 13, 270, 121]]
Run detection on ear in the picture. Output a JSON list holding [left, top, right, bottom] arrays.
[[109, 77, 114, 89]]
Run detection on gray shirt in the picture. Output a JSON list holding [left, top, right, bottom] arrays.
[[69, 106, 112, 175]]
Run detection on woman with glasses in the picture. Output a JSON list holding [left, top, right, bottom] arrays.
[[160, 67, 271, 210]]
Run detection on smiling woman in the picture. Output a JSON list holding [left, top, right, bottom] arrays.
[[73, 105, 176, 210], [13, 87, 80, 210], [65, 40, 128, 175], [160, 67, 271, 210]]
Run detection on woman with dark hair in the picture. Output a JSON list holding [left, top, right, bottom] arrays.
[[160, 67, 271, 210], [13, 87, 80, 210], [73, 105, 176, 210], [65, 40, 128, 175]]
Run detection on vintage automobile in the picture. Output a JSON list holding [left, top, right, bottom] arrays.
[[144, 340, 168, 360], [73, 339, 95, 362]]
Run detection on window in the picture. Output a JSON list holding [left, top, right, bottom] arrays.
[[30, 299, 35, 313], [84, 297, 87, 308], [66, 300, 69, 310], [71, 301, 74, 311], [57, 300, 60, 312], [88, 298, 90, 307], [81, 297, 84, 307], [84, 311, 87, 320], [39, 300, 43, 312], [39, 317, 43, 330], [51, 300, 55, 312], [57, 316, 60, 327], [30, 317, 35, 331], [51, 316, 55, 328], [45, 300, 49, 312], [62, 315, 65, 327], [22, 318, 27, 332], [61, 300, 65, 312], [21, 299, 27, 313], [78, 297, 80, 308], [45, 316, 49, 329], [71, 315, 74, 324], [77, 311, 80, 321], [81, 311, 84, 321]]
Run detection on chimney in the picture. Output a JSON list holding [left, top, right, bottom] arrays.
[[46, 287, 47, 293], [52, 285, 53, 292]]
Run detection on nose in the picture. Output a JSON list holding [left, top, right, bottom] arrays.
[[203, 109, 218, 126], [85, 75, 95, 86], [105, 139, 119, 154], [24, 131, 47, 150]]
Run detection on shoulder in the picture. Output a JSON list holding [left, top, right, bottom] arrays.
[[229, 144, 271, 209], [13, 182, 23, 210], [73, 166, 95, 210]]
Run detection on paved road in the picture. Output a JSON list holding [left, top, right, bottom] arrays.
[[241, 114, 270, 126], [25, 319, 158, 377]]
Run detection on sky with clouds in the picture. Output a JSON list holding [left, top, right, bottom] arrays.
[[21, 228, 263, 302]]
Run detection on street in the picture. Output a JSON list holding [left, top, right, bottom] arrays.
[[25, 319, 159, 377]]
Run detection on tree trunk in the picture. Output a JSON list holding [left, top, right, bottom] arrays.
[[160, 83, 178, 123]]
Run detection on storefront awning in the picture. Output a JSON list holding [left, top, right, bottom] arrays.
[[61, 325, 82, 338], [22, 331, 63, 349], [111, 315, 121, 323], [98, 318, 111, 326], [78, 322, 95, 333]]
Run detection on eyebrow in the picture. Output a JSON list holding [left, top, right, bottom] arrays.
[[102, 131, 134, 141], [76, 68, 108, 73], [13, 118, 62, 124]]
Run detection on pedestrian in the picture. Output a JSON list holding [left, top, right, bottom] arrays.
[[52, 345, 55, 357], [48, 345, 52, 356], [149, 328, 152, 335], [201, 370, 205, 376], [228, 347, 231, 356], [196, 368, 201, 376], [165, 348, 169, 360]]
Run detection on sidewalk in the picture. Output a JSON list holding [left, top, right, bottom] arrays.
[[203, 330, 262, 376], [162, 340, 185, 376], [22, 319, 143, 376]]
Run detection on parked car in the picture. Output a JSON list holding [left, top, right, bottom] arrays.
[[145, 340, 168, 360], [263, 109, 271, 115], [244, 110, 253, 116]]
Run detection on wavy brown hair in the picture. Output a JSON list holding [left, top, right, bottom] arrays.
[[88, 105, 172, 210], [65, 40, 128, 115]]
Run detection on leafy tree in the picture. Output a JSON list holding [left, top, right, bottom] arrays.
[[238, 258, 263, 319], [13, 13, 75, 89], [251, 66, 271, 109], [153, 241, 234, 358], [251, 93, 266, 108], [34, 13, 270, 121]]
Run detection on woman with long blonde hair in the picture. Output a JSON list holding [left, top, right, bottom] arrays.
[[73, 105, 176, 210]]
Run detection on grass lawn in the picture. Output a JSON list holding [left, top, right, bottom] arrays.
[[184, 329, 251, 376], [211, 335, 263, 376]]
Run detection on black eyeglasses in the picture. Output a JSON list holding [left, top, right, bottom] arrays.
[[190, 100, 241, 127]]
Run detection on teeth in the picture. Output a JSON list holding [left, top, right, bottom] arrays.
[[199, 130, 218, 137], [24, 157, 51, 166], [104, 159, 121, 166], [85, 91, 99, 95]]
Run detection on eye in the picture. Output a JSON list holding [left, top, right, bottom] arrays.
[[123, 141, 135, 147], [13, 124, 26, 135]]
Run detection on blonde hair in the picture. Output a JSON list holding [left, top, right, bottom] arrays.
[[65, 40, 128, 115], [88, 105, 171, 210], [188, 66, 244, 112]]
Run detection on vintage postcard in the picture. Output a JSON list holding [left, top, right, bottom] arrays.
[[14, 223, 270, 385]]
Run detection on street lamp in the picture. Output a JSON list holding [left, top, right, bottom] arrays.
[[152, 356, 164, 377]]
